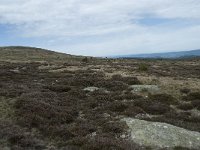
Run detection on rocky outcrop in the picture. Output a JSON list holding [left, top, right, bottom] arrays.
[[122, 118, 200, 149]]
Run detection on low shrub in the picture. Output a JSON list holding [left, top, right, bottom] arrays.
[[134, 99, 171, 115], [44, 125, 75, 141], [67, 88, 87, 99], [123, 77, 142, 85], [95, 80, 129, 91], [82, 57, 89, 63], [102, 121, 127, 134], [95, 95, 114, 103], [111, 74, 123, 80], [67, 136, 87, 147], [44, 85, 71, 93], [113, 93, 142, 101], [0, 84, 26, 98], [144, 102, 171, 115], [177, 103, 194, 111], [149, 93, 178, 105], [109, 102, 128, 113], [180, 88, 191, 94], [111, 74, 141, 85], [138, 63, 149, 72], [86, 99, 99, 109], [69, 77, 95, 87], [15, 92, 78, 140], [191, 100, 200, 110], [68, 121, 96, 137], [183, 92, 200, 101], [123, 106, 145, 117], [173, 146, 192, 150], [0, 120, 46, 149]]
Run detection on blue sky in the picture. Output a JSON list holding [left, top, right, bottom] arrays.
[[0, 0, 200, 56]]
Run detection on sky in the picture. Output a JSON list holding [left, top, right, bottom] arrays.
[[0, 0, 200, 56]]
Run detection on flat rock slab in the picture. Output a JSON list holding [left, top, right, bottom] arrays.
[[122, 118, 200, 149], [130, 85, 159, 93]]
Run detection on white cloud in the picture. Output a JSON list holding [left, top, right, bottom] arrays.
[[0, 0, 200, 56]]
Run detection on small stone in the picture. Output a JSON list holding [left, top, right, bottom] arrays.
[[91, 132, 97, 137], [103, 113, 111, 118], [83, 87, 99, 92], [121, 134, 126, 139], [10, 69, 20, 73]]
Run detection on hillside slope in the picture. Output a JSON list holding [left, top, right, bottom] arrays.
[[0, 46, 82, 62]]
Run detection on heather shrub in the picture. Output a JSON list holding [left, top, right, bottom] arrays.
[[15, 92, 78, 139], [144, 102, 171, 115], [114, 93, 142, 101], [134, 99, 171, 115], [183, 92, 200, 101], [191, 100, 200, 110], [123, 106, 145, 117], [0, 120, 46, 149], [177, 103, 194, 111], [44, 85, 71, 92], [68, 121, 96, 137], [149, 93, 178, 105], [111, 74, 141, 85], [138, 63, 149, 72], [102, 121, 127, 134], [180, 88, 191, 94], [109, 102, 128, 113], [82, 57, 89, 63], [95, 80, 129, 91]]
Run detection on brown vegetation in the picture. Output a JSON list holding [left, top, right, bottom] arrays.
[[0, 47, 200, 149]]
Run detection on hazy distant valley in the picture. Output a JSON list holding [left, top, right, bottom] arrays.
[[114, 49, 200, 59]]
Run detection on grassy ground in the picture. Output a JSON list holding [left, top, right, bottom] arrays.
[[0, 47, 200, 149]]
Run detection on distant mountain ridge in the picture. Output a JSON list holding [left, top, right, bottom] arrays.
[[115, 49, 200, 59]]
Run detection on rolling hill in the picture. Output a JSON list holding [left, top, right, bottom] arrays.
[[0, 46, 82, 62]]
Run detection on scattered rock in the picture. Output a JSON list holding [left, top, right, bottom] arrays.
[[10, 69, 20, 73], [135, 113, 151, 119], [122, 118, 200, 149], [83, 87, 99, 92], [130, 85, 160, 93]]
